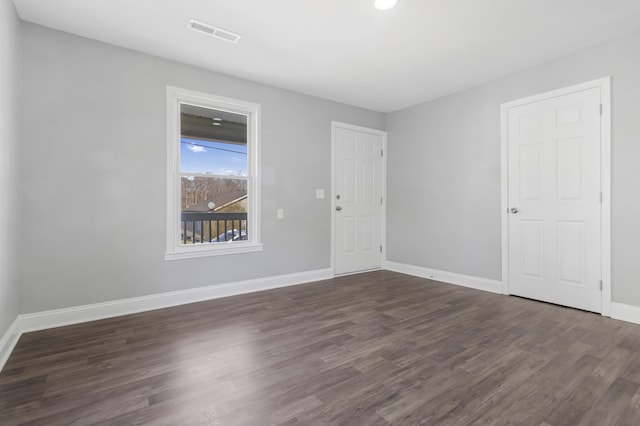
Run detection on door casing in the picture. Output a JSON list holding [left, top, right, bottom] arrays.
[[331, 121, 387, 276], [500, 77, 612, 316]]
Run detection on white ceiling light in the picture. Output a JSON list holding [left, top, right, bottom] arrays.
[[374, 0, 398, 11]]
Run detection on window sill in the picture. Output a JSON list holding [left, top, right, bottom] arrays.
[[164, 243, 263, 261]]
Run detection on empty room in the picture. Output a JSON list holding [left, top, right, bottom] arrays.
[[2, 0, 640, 424]]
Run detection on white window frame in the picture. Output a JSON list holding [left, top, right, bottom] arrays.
[[165, 86, 262, 260]]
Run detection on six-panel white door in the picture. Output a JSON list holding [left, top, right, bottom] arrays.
[[334, 125, 383, 275], [507, 87, 602, 312]]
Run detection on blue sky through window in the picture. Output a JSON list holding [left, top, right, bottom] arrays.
[[180, 137, 247, 176]]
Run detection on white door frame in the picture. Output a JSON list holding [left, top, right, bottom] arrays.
[[500, 77, 612, 316], [331, 121, 388, 276]]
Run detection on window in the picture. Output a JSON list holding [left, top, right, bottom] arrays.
[[165, 87, 261, 260]]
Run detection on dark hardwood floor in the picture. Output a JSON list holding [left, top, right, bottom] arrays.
[[2, 270, 640, 425]]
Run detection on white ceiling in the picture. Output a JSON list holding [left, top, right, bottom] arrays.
[[12, 0, 640, 112]]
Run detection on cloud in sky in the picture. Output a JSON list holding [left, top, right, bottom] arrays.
[[187, 144, 207, 153], [217, 168, 236, 176]]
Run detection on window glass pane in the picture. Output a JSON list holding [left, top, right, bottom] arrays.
[[179, 104, 249, 245], [180, 138, 247, 176], [181, 176, 247, 212], [180, 104, 248, 176]]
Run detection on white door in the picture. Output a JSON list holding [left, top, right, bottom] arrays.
[[506, 87, 602, 312], [333, 124, 384, 275]]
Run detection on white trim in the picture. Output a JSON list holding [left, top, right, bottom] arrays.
[[331, 121, 387, 276], [381, 130, 388, 271], [600, 79, 612, 317], [384, 261, 503, 294], [164, 243, 263, 261], [0, 268, 331, 371], [500, 77, 612, 315], [165, 86, 262, 260], [18, 268, 332, 334], [611, 303, 640, 325], [0, 317, 21, 372], [4, 267, 640, 373], [500, 100, 510, 296]]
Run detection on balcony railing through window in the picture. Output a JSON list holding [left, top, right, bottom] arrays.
[[181, 212, 248, 244]]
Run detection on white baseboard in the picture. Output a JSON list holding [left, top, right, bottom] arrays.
[[6, 265, 640, 372], [384, 261, 503, 294], [611, 302, 640, 325], [0, 317, 21, 373], [19, 268, 333, 333], [0, 268, 332, 372]]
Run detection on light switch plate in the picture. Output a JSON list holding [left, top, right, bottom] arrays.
[[277, 209, 284, 219], [315, 189, 325, 199]]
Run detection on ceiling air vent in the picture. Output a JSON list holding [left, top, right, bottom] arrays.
[[187, 19, 242, 44]]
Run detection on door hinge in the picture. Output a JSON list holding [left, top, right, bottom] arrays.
[[600, 192, 603, 203], [599, 280, 603, 291], [381, 149, 384, 157], [380, 197, 383, 205], [600, 104, 603, 116], [380, 245, 383, 253]]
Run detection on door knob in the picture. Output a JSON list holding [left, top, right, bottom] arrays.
[[510, 207, 520, 214], [336, 206, 342, 211]]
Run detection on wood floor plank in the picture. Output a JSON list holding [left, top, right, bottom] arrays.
[[2, 270, 640, 425]]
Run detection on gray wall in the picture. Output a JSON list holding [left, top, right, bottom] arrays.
[[0, 0, 20, 337], [386, 30, 640, 305], [15, 18, 640, 314], [18, 23, 384, 314]]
